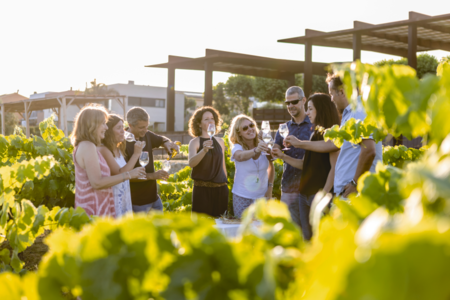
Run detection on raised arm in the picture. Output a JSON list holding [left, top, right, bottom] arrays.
[[76, 142, 145, 189], [284, 135, 339, 153], [271, 148, 304, 169], [341, 139, 376, 197], [188, 138, 209, 168], [99, 142, 144, 176]]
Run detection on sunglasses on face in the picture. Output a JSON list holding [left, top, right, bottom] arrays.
[[285, 99, 301, 106], [241, 123, 255, 132]]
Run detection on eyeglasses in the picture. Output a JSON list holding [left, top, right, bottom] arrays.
[[241, 123, 255, 132], [285, 99, 301, 106]]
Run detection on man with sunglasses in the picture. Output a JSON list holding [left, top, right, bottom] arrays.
[[273, 86, 313, 227]]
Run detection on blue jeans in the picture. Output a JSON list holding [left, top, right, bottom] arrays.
[[280, 192, 301, 227], [298, 194, 316, 241], [132, 197, 163, 213]]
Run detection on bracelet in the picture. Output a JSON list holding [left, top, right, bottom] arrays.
[[268, 183, 274, 187], [127, 172, 131, 180]]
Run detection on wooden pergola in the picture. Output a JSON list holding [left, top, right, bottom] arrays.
[[1, 92, 127, 138], [278, 11, 450, 80], [146, 49, 331, 131]]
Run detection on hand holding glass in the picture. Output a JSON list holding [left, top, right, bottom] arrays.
[[207, 124, 215, 148], [279, 124, 290, 150], [138, 152, 149, 180], [262, 133, 272, 155]]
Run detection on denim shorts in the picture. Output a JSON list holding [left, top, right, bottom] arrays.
[[132, 196, 163, 213]]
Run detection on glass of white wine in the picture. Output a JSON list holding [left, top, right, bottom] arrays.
[[124, 131, 136, 142], [261, 121, 270, 134], [262, 132, 272, 155], [160, 160, 171, 184], [207, 123, 215, 149], [139, 151, 149, 180], [279, 123, 290, 150]]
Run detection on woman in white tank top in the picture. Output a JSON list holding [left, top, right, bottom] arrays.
[[99, 114, 145, 217]]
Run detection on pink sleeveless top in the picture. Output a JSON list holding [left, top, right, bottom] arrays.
[[73, 146, 116, 218]]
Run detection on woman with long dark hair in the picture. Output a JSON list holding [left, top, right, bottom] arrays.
[[188, 106, 228, 217], [272, 93, 340, 240], [98, 114, 146, 217]]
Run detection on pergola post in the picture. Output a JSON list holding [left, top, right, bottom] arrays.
[[304, 40, 313, 97], [353, 33, 362, 61], [408, 14, 417, 70], [1, 104, 5, 136], [62, 97, 68, 137], [166, 67, 175, 132], [24, 102, 30, 138], [204, 61, 213, 107]]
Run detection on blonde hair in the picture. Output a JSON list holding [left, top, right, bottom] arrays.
[[71, 104, 109, 147], [228, 114, 260, 150]]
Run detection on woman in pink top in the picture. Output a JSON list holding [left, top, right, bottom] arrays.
[[71, 104, 146, 217]]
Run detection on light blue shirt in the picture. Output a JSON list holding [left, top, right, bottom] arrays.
[[334, 103, 383, 195]]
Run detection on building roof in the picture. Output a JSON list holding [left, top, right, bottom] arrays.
[[146, 49, 331, 80], [0, 93, 29, 104], [278, 12, 450, 57]]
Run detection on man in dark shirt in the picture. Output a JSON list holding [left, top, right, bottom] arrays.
[[273, 86, 312, 226], [125, 107, 179, 213]]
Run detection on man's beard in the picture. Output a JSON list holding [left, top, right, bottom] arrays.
[[289, 108, 300, 118]]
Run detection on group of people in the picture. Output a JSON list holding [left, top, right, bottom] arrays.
[[72, 73, 382, 240]]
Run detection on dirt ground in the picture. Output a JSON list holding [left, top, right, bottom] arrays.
[[0, 230, 50, 271]]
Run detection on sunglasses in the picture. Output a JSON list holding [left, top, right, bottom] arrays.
[[285, 99, 301, 106], [241, 123, 255, 132]]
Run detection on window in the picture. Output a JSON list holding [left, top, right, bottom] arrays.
[[128, 97, 165, 108], [154, 122, 166, 132]]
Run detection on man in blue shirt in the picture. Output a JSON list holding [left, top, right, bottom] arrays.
[[273, 86, 313, 226], [284, 74, 382, 198]]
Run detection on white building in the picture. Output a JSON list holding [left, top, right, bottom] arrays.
[[107, 81, 185, 132], [33, 81, 187, 133]]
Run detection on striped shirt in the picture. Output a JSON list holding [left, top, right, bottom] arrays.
[[73, 146, 116, 217]]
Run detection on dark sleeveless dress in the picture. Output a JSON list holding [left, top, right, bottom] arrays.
[[191, 137, 228, 217]]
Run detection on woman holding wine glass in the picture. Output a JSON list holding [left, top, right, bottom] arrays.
[[99, 114, 146, 217], [71, 105, 146, 218], [272, 93, 340, 240], [188, 106, 228, 217], [229, 115, 274, 218]]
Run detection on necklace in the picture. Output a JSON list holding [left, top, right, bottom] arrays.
[[252, 153, 260, 183]]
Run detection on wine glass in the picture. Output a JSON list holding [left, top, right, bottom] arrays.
[[261, 121, 270, 134], [262, 132, 272, 156], [207, 123, 215, 148], [279, 123, 290, 150], [124, 131, 136, 142], [139, 151, 149, 180], [160, 160, 171, 184]]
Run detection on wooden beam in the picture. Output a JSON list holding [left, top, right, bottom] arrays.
[[166, 67, 175, 132], [1, 104, 5, 136], [420, 23, 450, 34], [408, 24, 418, 70], [24, 102, 30, 138], [353, 33, 361, 61], [204, 61, 213, 107], [304, 40, 313, 97], [63, 97, 68, 137]]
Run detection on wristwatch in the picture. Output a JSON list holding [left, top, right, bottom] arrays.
[[268, 183, 274, 187], [350, 179, 357, 187]]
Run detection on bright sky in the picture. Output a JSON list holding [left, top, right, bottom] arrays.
[[1, 0, 450, 97]]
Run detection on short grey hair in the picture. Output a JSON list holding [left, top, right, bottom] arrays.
[[127, 107, 149, 126], [285, 86, 305, 99]]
